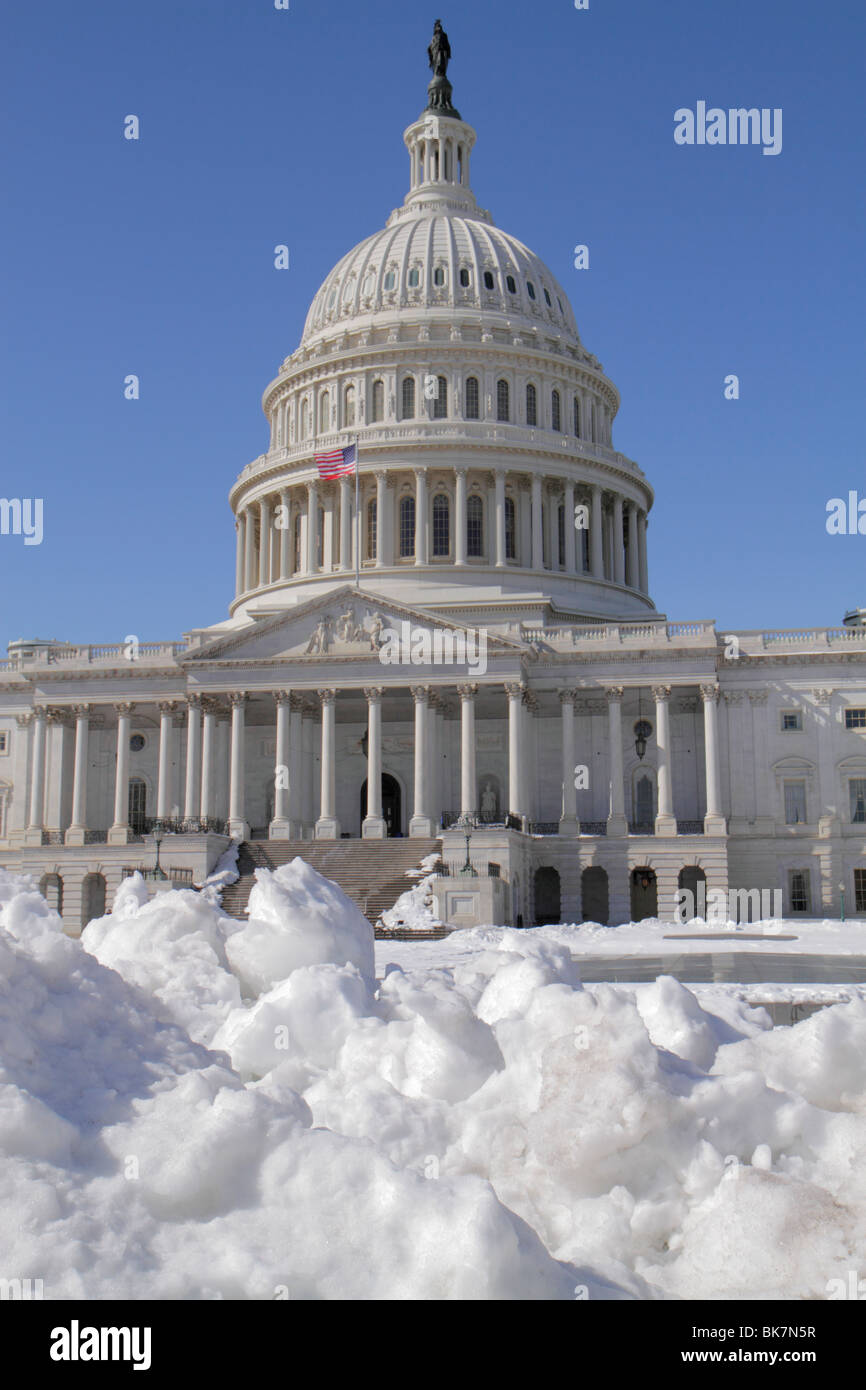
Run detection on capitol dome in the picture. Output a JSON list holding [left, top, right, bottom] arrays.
[[228, 51, 656, 628]]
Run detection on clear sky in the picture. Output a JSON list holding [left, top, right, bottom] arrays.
[[2, 0, 864, 649]]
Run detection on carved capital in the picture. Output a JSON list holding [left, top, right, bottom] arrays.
[[228, 692, 248, 709], [273, 689, 292, 707], [114, 702, 135, 717], [16, 712, 32, 729], [410, 685, 431, 702], [700, 683, 719, 703], [558, 688, 578, 705], [319, 689, 337, 706], [605, 686, 624, 702], [504, 681, 525, 699], [723, 691, 744, 705], [158, 701, 179, 716], [811, 688, 834, 705], [651, 685, 671, 703], [747, 689, 769, 705], [32, 704, 48, 721], [186, 693, 204, 710], [457, 683, 478, 701], [363, 686, 384, 703], [71, 704, 91, 720]]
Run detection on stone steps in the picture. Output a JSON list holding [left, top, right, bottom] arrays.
[[219, 838, 442, 926]]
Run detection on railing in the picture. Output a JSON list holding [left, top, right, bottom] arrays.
[[122, 866, 195, 885], [676, 819, 705, 835], [628, 821, 656, 836], [580, 821, 608, 836], [529, 822, 560, 835]]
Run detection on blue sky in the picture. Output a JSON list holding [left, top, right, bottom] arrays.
[[2, 0, 864, 648]]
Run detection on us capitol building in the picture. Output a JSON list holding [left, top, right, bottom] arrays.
[[2, 25, 865, 933]]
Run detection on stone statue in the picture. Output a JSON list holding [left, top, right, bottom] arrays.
[[480, 782, 497, 822], [368, 613, 386, 651], [306, 616, 333, 655], [336, 607, 360, 643], [428, 19, 451, 77]]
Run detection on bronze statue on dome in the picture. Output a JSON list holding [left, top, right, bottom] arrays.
[[425, 19, 460, 118]]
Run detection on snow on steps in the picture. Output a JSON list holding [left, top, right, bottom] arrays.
[[220, 838, 442, 928]]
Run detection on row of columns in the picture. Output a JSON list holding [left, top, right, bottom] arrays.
[[235, 470, 650, 597], [20, 682, 724, 844]]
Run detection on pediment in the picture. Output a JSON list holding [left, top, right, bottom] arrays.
[[184, 585, 524, 666]]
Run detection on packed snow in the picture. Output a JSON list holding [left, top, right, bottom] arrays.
[[2, 860, 866, 1301]]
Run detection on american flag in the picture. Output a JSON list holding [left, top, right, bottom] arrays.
[[315, 442, 357, 478]]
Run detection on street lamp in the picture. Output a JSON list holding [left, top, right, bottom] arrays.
[[457, 813, 477, 876], [840, 879, 846, 922], [151, 822, 168, 881]]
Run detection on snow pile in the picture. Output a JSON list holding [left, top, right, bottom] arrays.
[[377, 864, 444, 934], [4, 862, 866, 1300]]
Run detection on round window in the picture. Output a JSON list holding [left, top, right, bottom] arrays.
[[130, 734, 145, 753]]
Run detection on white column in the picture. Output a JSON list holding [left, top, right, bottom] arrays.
[[244, 507, 257, 590], [590, 484, 603, 579], [506, 683, 524, 824], [200, 702, 217, 824], [315, 690, 339, 838], [415, 468, 429, 565], [626, 501, 639, 588], [563, 479, 576, 574], [362, 686, 386, 837], [613, 495, 625, 585], [458, 683, 477, 818], [454, 467, 468, 566], [301, 703, 315, 835], [494, 469, 506, 568], [156, 702, 175, 820], [559, 690, 579, 835], [279, 488, 291, 580], [183, 695, 202, 825], [653, 685, 676, 835], [269, 690, 292, 838], [259, 497, 271, 586], [410, 685, 432, 836], [306, 481, 319, 575], [545, 487, 559, 570], [531, 474, 544, 570], [288, 695, 302, 833], [375, 471, 386, 568], [65, 705, 90, 844], [606, 686, 627, 836], [701, 683, 725, 833], [235, 514, 245, 596], [26, 706, 48, 840], [638, 511, 649, 594], [228, 693, 249, 839], [339, 476, 352, 572], [108, 703, 134, 844]]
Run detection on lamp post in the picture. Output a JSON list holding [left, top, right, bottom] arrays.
[[457, 813, 477, 876], [840, 879, 846, 922], [151, 822, 168, 881]]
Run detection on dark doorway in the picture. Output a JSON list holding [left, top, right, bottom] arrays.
[[631, 867, 658, 921], [128, 777, 147, 834], [360, 773, 402, 837], [81, 872, 106, 929], [533, 866, 561, 925], [678, 866, 707, 919], [581, 866, 609, 924]]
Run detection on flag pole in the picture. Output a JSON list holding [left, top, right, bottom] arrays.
[[354, 435, 360, 590]]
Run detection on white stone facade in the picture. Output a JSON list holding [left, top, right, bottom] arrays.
[[2, 81, 865, 934]]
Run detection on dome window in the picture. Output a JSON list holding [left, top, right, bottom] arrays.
[[432, 375, 448, 419], [433, 266, 446, 287], [327, 287, 337, 310], [342, 278, 354, 303], [459, 267, 471, 288], [465, 376, 480, 420], [483, 270, 495, 290], [467, 495, 484, 558], [362, 273, 375, 297], [129, 734, 145, 753], [544, 288, 552, 306], [401, 376, 415, 420], [344, 385, 356, 427], [557, 296, 564, 313], [527, 281, 536, 300], [432, 494, 450, 557], [526, 384, 537, 427], [551, 389, 561, 432], [496, 379, 510, 422], [506, 274, 517, 294], [408, 267, 421, 288], [370, 380, 385, 423], [383, 270, 396, 291], [399, 496, 416, 558]]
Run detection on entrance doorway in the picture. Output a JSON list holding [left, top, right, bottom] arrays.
[[630, 867, 658, 921], [360, 773, 402, 836], [581, 866, 609, 924], [533, 866, 561, 925]]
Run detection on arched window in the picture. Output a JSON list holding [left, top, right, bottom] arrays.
[[459, 267, 471, 288], [504, 497, 516, 560], [401, 376, 415, 420], [366, 499, 377, 561], [128, 777, 147, 833], [319, 390, 330, 434], [300, 399, 309, 439], [483, 270, 495, 290], [81, 873, 106, 929], [467, 494, 484, 558], [465, 376, 479, 419], [371, 380, 384, 423], [408, 267, 421, 288], [433, 375, 447, 419], [432, 493, 450, 557], [39, 872, 63, 916], [433, 266, 446, 287], [496, 379, 510, 422], [551, 389, 561, 432], [527, 280, 536, 300], [526, 383, 537, 426], [383, 269, 396, 290], [399, 496, 415, 557], [344, 384, 356, 427], [506, 274, 517, 294], [573, 396, 580, 437]]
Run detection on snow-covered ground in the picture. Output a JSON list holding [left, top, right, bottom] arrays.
[[2, 861, 866, 1301]]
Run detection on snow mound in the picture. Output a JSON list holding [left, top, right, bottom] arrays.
[[378, 870, 444, 933]]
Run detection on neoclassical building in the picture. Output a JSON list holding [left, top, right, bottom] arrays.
[[2, 33, 866, 933]]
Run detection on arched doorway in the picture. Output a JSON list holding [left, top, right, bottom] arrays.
[[581, 866, 609, 924], [81, 872, 106, 929], [360, 774, 402, 837], [630, 867, 658, 921], [39, 872, 63, 916], [533, 866, 561, 926], [678, 865, 707, 919]]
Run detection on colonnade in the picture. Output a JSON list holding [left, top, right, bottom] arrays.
[[20, 683, 724, 844]]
